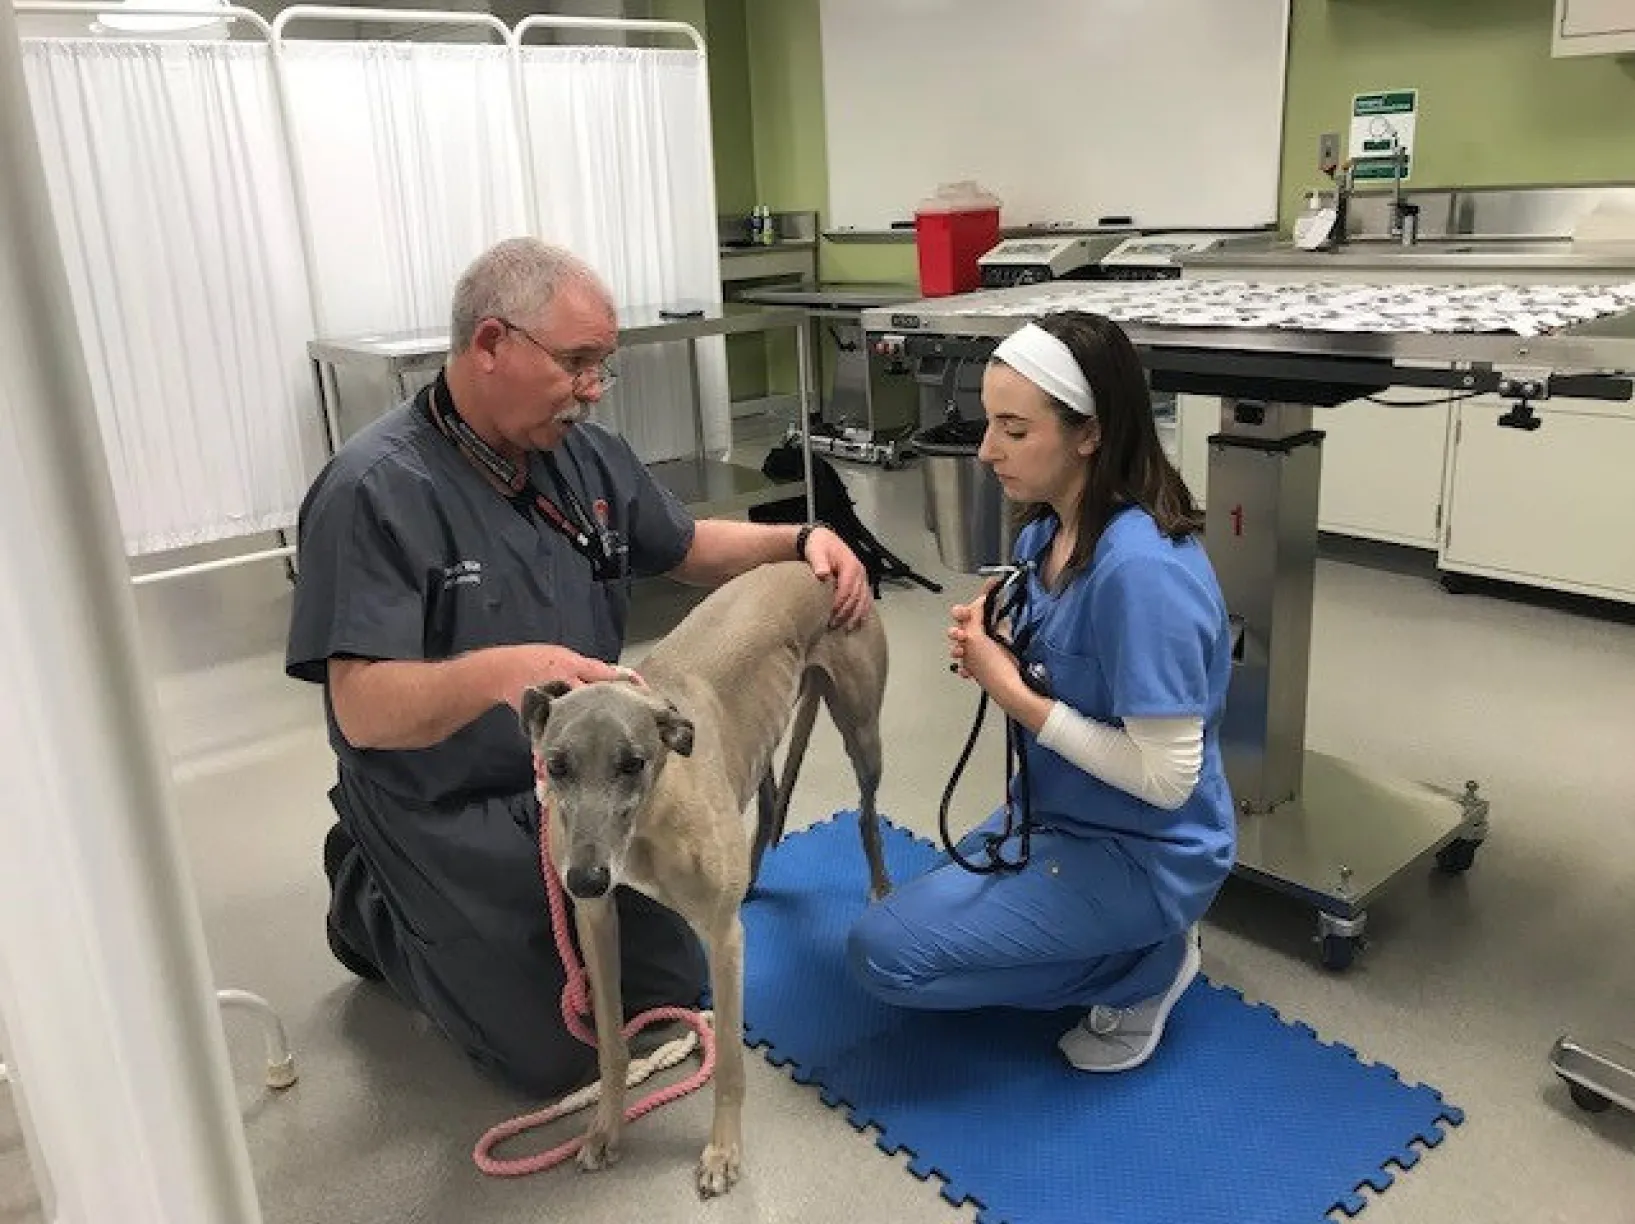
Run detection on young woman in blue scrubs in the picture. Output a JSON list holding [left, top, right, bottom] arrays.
[[847, 310, 1235, 1073]]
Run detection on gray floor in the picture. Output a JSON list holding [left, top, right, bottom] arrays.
[[6, 445, 1635, 1224]]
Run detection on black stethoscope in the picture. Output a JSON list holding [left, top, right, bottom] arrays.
[[938, 557, 1053, 874]]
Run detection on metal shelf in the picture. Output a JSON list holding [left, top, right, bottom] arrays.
[[307, 299, 818, 522], [648, 456, 798, 518]]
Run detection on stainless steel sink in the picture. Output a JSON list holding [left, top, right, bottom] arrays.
[[1227, 237, 1598, 266], [1345, 238, 1574, 256]]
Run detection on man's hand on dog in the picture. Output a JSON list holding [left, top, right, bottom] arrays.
[[802, 526, 872, 630], [493, 644, 643, 711]]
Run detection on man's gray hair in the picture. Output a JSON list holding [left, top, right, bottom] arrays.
[[449, 237, 611, 353]]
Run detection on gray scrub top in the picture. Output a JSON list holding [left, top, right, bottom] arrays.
[[285, 381, 695, 942]]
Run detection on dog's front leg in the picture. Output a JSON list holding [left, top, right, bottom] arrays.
[[574, 896, 628, 1172], [697, 911, 745, 1198]]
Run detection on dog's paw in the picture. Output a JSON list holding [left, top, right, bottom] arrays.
[[695, 1141, 741, 1198], [576, 1126, 621, 1173]]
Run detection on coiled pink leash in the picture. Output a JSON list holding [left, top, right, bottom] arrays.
[[472, 788, 717, 1177]]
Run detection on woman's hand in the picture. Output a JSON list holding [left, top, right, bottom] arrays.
[[947, 583, 1019, 697], [946, 582, 1054, 733]]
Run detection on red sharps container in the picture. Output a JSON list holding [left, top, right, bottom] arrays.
[[914, 181, 1001, 297]]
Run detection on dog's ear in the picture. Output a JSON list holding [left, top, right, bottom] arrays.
[[519, 680, 572, 741], [654, 699, 694, 757]]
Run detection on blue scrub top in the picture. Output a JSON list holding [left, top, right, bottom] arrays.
[[1007, 507, 1236, 928]]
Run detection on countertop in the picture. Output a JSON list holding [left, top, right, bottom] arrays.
[[1181, 235, 1635, 274], [308, 300, 807, 363], [734, 281, 922, 310], [719, 239, 817, 255]]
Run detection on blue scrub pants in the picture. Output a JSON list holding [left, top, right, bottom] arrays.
[[848, 810, 1189, 1013]]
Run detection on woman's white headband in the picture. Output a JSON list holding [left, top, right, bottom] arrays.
[[992, 322, 1096, 419]]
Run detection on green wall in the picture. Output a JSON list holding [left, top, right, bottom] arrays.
[[1280, 0, 1635, 230], [701, 0, 756, 214], [742, 0, 821, 393], [700, 0, 768, 396], [744, 0, 826, 215], [743, 0, 917, 287], [689, 0, 1635, 403], [708, 0, 1635, 292], [648, 0, 769, 398]]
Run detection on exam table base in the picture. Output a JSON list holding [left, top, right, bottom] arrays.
[[1549, 1036, 1635, 1116], [1208, 399, 1491, 971], [1230, 751, 1489, 970]]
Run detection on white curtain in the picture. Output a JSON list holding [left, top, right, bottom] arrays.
[[521, 46, 727, 463], [16, 32, 727, 556], [19, 40, 322, 557], [275, 41, 530, 340]]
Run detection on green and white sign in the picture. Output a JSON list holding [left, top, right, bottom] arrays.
[[1349, 89, 1417, 182]]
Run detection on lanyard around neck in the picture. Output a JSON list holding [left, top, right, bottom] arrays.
[[424, 375, 600, 557]]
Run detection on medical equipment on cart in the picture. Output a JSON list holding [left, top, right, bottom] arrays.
[[978, 236, 1109, 288]]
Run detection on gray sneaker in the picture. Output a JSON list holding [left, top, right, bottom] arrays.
[[1058, 927, 1201, 1073]]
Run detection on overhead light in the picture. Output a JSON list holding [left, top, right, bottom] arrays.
[[91, 0, 232, 34]]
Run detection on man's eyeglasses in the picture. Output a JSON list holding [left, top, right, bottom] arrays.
[[496, 318, 618, 392]]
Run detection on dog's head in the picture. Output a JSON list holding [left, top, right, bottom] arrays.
[[519, 678, 694, 901]]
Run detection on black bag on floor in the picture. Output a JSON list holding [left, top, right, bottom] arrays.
[[748, 439, 941, 598]]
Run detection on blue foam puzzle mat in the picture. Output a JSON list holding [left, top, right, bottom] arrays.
[[741, 812, 1463, 1224]]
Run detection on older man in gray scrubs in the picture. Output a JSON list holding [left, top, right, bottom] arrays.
[[286, 237, 871, 1098]]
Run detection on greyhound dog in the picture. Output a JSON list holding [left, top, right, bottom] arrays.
[[519, 560, 890, 1197]]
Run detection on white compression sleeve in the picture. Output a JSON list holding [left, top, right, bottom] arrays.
[[1036, 705, 1204, 811]]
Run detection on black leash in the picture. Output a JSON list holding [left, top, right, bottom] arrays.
[[938, 564, 1046, 874]]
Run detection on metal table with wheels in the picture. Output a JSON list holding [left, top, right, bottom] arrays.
[[307, 299, 817, 522], [733, 282, 923, 468], [861, 276, 1635, 1117]]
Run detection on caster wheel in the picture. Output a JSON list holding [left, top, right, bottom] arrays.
[[1320, 934, 1359, 972], [1436, 838, 1480, 875], [1563, 1078, 1613, 1114]]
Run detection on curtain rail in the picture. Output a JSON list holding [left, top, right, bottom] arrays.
[[129, 541, 295, 586], [271, 4, 509, 44], [13, 0, 272, 38], [512, 14, 705, 53]]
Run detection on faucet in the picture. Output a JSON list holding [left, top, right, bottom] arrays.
[[1320, 161, 1354, 250], [1385, 138, 1419, 245], [1320, 135, 1418, 249]]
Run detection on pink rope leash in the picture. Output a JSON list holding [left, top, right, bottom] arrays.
[[472, 791, 717, 1177]]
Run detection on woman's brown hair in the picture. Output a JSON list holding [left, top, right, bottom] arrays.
[[1005, 310, 1203, 579]]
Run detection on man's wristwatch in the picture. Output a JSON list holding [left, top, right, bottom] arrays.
[[794, 522, 826, 561]]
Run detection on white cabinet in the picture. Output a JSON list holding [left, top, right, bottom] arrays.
[[1175, 393, 1451, 549], [1553, 0, 1635, 56], [1438, 395, 1635, 604], [1176, 392, 1214, 506], [1308, 396, 1451, 548]]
